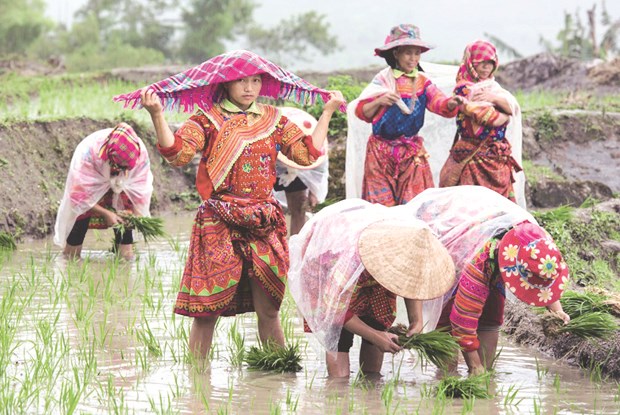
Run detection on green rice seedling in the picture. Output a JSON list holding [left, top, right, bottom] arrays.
[[502, 384, 523, 406], [351, 369, 369, 391], [534, 357, 549, 380], [115, 215, 166, 243], [245, 341, 302, 373], [388, 324, 460, 370], [532, 205, 574, 224], [147, 393, 174, 415], [420, 383, 433, 399], [135, 347, 150, 372], [532, 397, 543, 415], [381, 379, 396, 413], [0, 231, 17, 250], [226, 317, 245, 367], [136, 319, 162, 356], [285, 389, 299, 412], [304, 369, 317, 390], [543, 311, 618, 339], [269, 400, 281, 415], [461, 396, 475, 414], [435, 374, 492, 399], [560, 290, 611, 318], [586, 360, 606, 383], [553, 374, 561, 393]]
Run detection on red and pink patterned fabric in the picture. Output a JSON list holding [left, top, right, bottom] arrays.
[[113, 50, 343, 113], [456, 40, 499, 84], [98, 122, 141, 170]]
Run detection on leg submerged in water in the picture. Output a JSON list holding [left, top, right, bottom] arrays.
[[249, 277, 285, 347], [189, 315, 219, 359]]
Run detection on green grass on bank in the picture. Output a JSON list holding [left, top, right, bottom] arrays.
[[0, 72, 189, 124], [3, 71, 619, 125], [533, 204, 620, 290], [515, 90, 620, 113]]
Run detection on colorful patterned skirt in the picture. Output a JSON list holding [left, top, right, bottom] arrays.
[[174, 195, 289, 317], [440, 137, 522, 202], [362, 135, 434, 206]]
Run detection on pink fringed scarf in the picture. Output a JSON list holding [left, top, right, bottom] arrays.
[[113, 50, 344, 113]]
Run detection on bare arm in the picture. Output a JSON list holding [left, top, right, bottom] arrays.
[[89, 204, 123, 227], [547, 300, 570, 323], [140, 88, 176, 148], [310, 91, 346, 150], [404, 298, 424, 336], [343, 315, 402, 354]]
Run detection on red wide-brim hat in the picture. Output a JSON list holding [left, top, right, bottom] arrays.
[[498, 222, 569, 307]]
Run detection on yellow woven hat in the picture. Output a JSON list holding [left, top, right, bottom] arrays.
[[358, 218, 456, 300]]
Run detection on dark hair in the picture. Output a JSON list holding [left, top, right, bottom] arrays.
[[383, 52, 398, 69], [382, 48, 424, 72]]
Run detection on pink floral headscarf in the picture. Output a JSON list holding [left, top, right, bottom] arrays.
[[98, 122, 141, 170], [456, 40, 499, 84]]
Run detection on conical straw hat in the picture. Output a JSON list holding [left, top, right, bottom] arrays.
[[358, 219, 456, 300]]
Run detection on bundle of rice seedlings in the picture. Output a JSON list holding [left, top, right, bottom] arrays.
[[116, 215, 166, 242], [435, 374, 491, 399], [0, 231, 17, 250], [388, 324, 460, 369], [587, 287, 620, 318], [245, 341, 302, 373], [560, 290, 611, 318], [542, 311, 618, 339]]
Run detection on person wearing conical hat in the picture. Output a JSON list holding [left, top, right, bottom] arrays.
[[128, 50, 346, 359], [438, 40, 525, 208], [288, 199, 456, 377], [346, 24, 463, 206], [54, 122, 153, 260], [405, 186, 570, 376]]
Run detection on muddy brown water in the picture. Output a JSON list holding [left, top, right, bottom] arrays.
[[1, 213, 619, 414]]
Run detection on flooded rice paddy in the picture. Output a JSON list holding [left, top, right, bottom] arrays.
[[1, 213, 619, 414]]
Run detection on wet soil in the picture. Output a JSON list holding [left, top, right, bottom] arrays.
[[504, 299, 620, 379]]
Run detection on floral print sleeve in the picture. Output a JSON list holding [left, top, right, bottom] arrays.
[[277, 115, 323, 167], [449, 238, 500, 352], [157, 110, 215, 166]]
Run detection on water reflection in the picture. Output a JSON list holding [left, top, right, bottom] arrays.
[[0, 212, 618, 414]]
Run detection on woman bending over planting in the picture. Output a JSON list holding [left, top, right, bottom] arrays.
[[54, 122, 153, 261], [406, 186, 570, 376], [288, 199, 456, 377]]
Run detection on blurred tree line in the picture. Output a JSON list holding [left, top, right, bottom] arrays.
[[486, 0, 619, 61], [1, 0, 340, 72], [539, 1, 619, 60]]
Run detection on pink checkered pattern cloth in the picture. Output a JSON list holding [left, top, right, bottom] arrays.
[[456, 40, 499, 83], [114, 50, 341, 113], [98, 122, 141, 169]]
